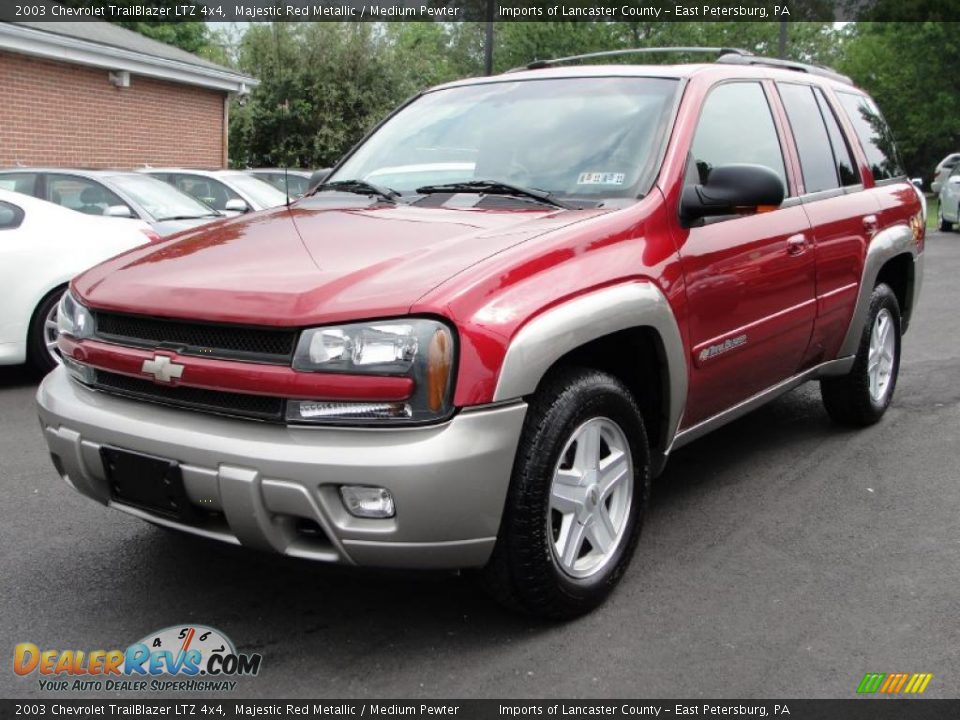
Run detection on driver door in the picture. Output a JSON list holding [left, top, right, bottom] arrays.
[[672, 81, 816, 427]]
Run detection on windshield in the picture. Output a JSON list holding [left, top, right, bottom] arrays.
[[331, 77, 679, 201], [226, 174, 288, 208], [108, 174, 218, 220]]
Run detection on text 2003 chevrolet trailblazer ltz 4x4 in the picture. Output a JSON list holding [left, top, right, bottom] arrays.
[[39, 49, 924, 618]]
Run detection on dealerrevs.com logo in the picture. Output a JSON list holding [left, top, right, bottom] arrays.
[[14, 625, 262, 692]]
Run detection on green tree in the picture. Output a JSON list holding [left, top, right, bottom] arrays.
[[838, 22, 960, 178]]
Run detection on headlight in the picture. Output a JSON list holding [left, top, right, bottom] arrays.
[[288, 318, 456, 425], [57, 291, 94, 340]]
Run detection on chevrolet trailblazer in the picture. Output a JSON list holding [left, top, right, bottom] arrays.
[[38, 49, 924, 618]]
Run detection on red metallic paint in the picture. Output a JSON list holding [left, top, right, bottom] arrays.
[[58, 337, 414, 401], [67, 64, 921, 423]]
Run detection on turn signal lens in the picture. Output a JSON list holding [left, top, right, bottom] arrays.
[[427, 327, 453, 412]]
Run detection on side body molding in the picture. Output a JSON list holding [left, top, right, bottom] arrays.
[[492, 282, 688, 456], [837, 223, 921, 358]]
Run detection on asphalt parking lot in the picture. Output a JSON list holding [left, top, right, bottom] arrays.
[[2, 232, 958, 700]]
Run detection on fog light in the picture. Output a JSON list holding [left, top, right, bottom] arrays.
[[340, 486, 395, 518]]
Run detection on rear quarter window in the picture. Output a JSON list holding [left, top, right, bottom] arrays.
[[836, 91, 905, 182]]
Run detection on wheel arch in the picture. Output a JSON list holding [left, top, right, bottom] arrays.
[[492, 282, 687, 472], [838, 224, 921, 357]]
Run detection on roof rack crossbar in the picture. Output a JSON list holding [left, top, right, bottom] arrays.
[[509, 47, 752, 73], [714, 53, 853, 85]]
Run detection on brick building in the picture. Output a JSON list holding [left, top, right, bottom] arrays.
[[0, 21, 257, 169]]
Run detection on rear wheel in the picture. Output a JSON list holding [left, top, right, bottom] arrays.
[[27, 287, 66, 376], [482, 367, 650, 619], [820, 283, 901, 427]]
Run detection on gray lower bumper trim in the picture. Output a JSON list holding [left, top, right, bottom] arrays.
[[37, 367, 526, 569]]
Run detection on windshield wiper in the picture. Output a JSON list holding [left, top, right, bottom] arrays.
[[416, 180, 574, 210], [314, 179, 399, 204]]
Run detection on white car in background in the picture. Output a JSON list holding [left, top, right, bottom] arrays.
[[931, 152, 960, 194], [141, 168, 287, 215], [0, 190, 158, 374], [938, 163, 960, 231]]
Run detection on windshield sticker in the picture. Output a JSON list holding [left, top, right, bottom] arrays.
[[577, 172, 626, 186]]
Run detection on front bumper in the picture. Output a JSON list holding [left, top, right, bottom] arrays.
[[37, 368, 526, 569]]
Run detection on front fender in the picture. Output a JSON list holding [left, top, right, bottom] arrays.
[[492, 282, 687, 450]]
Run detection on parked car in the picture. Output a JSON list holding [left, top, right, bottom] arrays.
[[244, 168, 324, 199], [39, 50, 924, 618], [0, 189, 157, 373], [937, 163, 960, 230], [142, 169, 287, 214], [930, 152, 960, 194], [0, 169, 222, 236]]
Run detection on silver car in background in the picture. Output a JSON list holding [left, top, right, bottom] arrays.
[[244, 168, 322, 199], [931, 152, 960, 194], [938, 163, 960, 231], [0, 169, 223, 236], [142, 168, 288, 215]]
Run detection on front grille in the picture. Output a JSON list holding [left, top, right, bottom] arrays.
[[94, 370, 284, 422], [94, 312, 298, 364]]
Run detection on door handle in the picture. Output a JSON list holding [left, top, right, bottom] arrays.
[[863, 214, 879, 237], [786, 234, 808, 256]]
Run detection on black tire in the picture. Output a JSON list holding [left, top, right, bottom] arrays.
[[820, 283, 901, 427], [938, 209, 952, 232], [27, 287, 66, 376], [482, 366, 650, 619]]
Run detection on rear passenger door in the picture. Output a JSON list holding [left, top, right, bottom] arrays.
[[776, 82, 878, 364], [673, 81, 817, 427]]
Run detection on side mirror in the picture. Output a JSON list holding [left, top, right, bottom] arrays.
[[680, 164, 785, 224], [105, 205, 133, 218], [224, 198, 249, 213], [911, 178, 924, 190]]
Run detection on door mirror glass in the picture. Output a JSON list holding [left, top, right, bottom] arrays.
[[224, 198, 249, 213], [680, 164, 785, 224], [105, 205, 133, 218]]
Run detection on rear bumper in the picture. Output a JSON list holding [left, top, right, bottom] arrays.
[[37, 367, 526, 569]]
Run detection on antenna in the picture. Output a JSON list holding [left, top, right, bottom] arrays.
[[273, 22, 291, 207]]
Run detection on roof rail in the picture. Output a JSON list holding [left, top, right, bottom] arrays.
[[508, 47, 751, 73], [714, 53, 853, 85]]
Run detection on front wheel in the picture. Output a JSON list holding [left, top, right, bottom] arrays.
[[820, 283, 901, 427], [482, 367, 650, 619]]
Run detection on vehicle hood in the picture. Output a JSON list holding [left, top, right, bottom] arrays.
[[73, 200, 609, 326], [150, 216, 221, 236]]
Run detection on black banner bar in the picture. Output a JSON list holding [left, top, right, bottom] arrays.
[[1, 0, 956, 23], [1, 700, 959, 720]]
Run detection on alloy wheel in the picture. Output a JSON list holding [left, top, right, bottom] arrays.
[[868, 307, 895, 404], [548, 417, 633, 579]]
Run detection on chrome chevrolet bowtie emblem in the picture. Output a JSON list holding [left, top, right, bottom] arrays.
[[141, 355, 184, 383]]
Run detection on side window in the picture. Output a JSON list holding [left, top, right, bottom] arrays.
[[0, 173, 38, 196], [172, 174, 239, 212], [687, 82, 788, 192], [836, 91, 904, 182], [0, 201, 25, 230], [777, 83, 840, 194], [814, 89, 860, 187], [46, 175, 128, 216]]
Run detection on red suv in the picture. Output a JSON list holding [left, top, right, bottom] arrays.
[[39, 50, 924, 618]]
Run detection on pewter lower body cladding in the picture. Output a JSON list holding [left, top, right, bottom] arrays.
[[36, 368, 527, 569]]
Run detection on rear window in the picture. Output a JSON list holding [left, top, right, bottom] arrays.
[[836, 92, 904, 182]]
